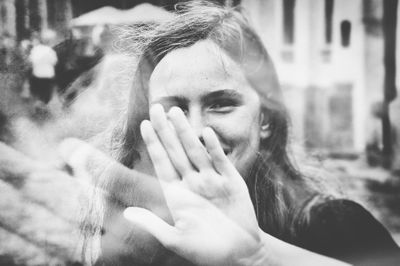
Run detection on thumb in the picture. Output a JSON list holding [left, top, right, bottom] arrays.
[[124, 207, 178, 249]]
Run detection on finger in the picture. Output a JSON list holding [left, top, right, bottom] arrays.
[[58, 138, 166, 210], [149, 104, 193, 176], [124, 207, 178, 250], [202, 127, 237, 177], [140, 120, 180, 182], [167, 107, 212, 170]]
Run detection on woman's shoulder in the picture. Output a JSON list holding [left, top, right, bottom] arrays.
[[297, 197, 395, 243], [293, 196, 400, 264]]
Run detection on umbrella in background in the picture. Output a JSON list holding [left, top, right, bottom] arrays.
[[70, 3, 174, 27]]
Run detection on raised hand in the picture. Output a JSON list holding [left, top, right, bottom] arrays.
[[124, 105, 263, 266]]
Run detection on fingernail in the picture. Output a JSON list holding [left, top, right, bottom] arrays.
[[123, 207, 136, 220], [140, 120, 153, 141], [168, 106, 183, 118], [151, 103, 165, 114]]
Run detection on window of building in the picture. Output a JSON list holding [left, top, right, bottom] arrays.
[[325, 0, 334, 44], [47, 0, 57, 30], [0, 4, 7, 30], [29, 0, 41, 33], [15, 0, 28, 40], [340, 20, 351, 47], [283, 0, 295, 44]]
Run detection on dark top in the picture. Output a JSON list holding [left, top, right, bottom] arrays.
[[96, 197, 400, 266], [293, 197, 400, 266]]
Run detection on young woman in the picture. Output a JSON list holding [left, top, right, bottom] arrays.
[[68, 2, 399, 265]]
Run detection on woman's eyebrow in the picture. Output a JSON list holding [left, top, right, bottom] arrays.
[[151, 96, 187, 105], [201, 89, 243, 103]]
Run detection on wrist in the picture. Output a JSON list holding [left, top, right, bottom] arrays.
[[237, 230, 275, 266], [248, 237, 272, 266], [239, 230, 351, 266]]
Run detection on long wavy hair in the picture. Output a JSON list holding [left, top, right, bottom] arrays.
[[81, 2, 337, 264]]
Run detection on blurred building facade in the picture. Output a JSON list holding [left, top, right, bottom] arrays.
[[0, 0, 73, 40], [242, 0, 392, 156]]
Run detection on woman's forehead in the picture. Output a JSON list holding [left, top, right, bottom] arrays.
[[153, 41, 242, 76], [149, 40, 251, 98]]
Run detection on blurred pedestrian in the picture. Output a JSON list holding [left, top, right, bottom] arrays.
[[28, 30, 58, 104], [366, 101, 384, 166]]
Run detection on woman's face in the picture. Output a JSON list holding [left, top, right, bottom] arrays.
[[148, 40, 266, 177]]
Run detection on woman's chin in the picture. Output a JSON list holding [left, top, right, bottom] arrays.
[[229, 152, 255, 174]]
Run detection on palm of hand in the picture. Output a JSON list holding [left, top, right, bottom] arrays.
[[160, 180, 261, 266]]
